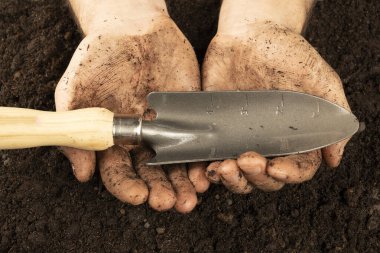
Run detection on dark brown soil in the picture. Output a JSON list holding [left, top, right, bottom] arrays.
[[0, 0, 379, 252]]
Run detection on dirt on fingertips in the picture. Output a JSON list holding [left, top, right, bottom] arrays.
[[0, 0, 379, 252]]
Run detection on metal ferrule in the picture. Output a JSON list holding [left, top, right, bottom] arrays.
[[112, 115, 142, 145]]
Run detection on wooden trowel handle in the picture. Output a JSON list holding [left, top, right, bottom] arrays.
[[0, 107, 114, 150]]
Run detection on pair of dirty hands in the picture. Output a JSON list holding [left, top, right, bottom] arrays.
[[55, 0, 351, 213]]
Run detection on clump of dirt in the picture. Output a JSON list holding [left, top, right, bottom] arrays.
[[0, 0, 379, 252]]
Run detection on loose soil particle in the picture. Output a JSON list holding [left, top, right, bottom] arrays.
[[0, 0, 379, 252]]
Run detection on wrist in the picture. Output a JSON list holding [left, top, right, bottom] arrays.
[[218, 0, 316, 35], [69, 0, 169, 36]]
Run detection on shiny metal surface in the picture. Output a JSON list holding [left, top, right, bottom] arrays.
[[141, 91, 359, 165], [113, 116, 142, 145]]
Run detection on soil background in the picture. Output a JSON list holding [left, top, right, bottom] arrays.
[[0, 0, 379, 252]]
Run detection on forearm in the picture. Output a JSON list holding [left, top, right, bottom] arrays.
[[68, 0, 168, 35], [219, 0, 316, 34]]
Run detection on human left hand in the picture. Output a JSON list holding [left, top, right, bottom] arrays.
[[201, 0, 352, 192]]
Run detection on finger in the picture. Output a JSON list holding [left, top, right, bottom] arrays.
[[188, 162, 210, 193], [167, 164, 197, 214], [132, 148, 176, 212], [237, 151, 284, 191], [267, 150, 322, 184], [59, 147, 95, 183], [206, 161, 222, 183], [98, 146, 148, 205], [217, 159, 253, 194], [322, 139, 349, 168], [301, 54, 351, 169], [54, 45, 96, 183]]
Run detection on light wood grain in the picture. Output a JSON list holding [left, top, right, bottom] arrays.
[[0, 107, 114, 150]]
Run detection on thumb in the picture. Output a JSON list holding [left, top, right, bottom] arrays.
[[315, 63, 351, 168], [322, 139, 350, 168], [54, 43, 96, 182], [294, 44, 352, 169]]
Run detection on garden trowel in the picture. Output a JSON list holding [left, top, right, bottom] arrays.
[[0, 91, 359, 165]]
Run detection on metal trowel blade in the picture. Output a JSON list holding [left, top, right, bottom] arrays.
[[143, 91, 359, 165]]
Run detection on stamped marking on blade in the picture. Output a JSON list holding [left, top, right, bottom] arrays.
[[206, 94, 215, 115], [280, 138, 290, 152], [240, 94, 249, 116], [209, 147, 216, 158], [275, 94, 285, 116], [311, 102, 320, 118]]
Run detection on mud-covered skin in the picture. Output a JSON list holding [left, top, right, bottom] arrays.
[[167, 164, 198, 213], [204, 22, 349, 109], [131, 147, 176, 211], [217, 159, 253, 194], [267, 150, 322, 184], [55, 16, 206, 212], [188, 162, 210, 193], [206, 161, 222, 183], [238, 151, 284, 191], [56, 18, 200, 113], [203, 17, 352, 192]]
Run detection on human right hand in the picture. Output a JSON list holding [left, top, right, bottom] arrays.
[[55, 0, 209, 213]]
